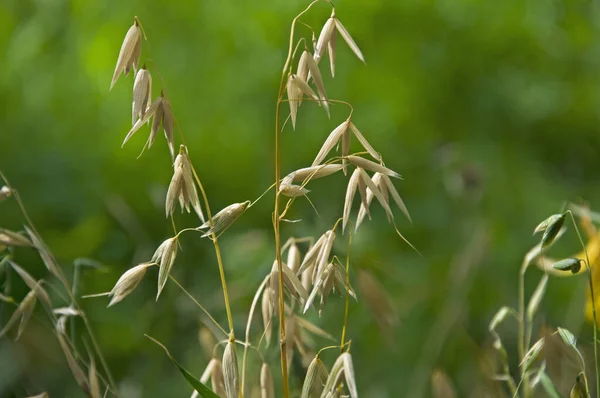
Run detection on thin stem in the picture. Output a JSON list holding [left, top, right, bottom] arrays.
[[518, 256, 528, 398], [168, 275, 228, 338], [568, 210, 600, 398], [189, 164, 235, 336], [340, 231, 353, 351]]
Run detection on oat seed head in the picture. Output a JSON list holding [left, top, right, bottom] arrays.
[[0, 228, 32, 247], [312, 121, 350, 167], [260, 362, 275, 398], [166, 148, 204, 221], [109, 262, 153, 307], [198, 201, 250, 238], [155, 237, 179, 300], [222, 341, 239, 398], [110, 19, 142, 90], [132, 67, 152, 125]]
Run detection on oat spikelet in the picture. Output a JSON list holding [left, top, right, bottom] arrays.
[[166, 147, 204, 221], [303, 50, 329, 117], [108, 262, 153, 306], [314, 15, 336, 65], [302, 356, 329, 398], [297, 233, 327, 275], [132, 66, 152, 125], [25, 226, 62, 281], [347, 156, 400, 178], [210, 359, 227, 397], [287, 241, 301, 273], [334, 17, 365, 63], [0, 228, 32, 247], [88, 355, 101, 398], [312, 121, 350, 167], [348, 122, 380, 161], [0, 290, 37, 340], [110, 17, 142, 90], [222, 341, 239, 398], [321, 352, 358, 398], [9, 262, 51, 312], [315, 11, 364, 75], [262, 285, 274, 345], [197, 201, 250, 238], [153, 237, 179, 300], [357, 168, 393, 220], [289, 164, 344, 182], [431, 369, 456, 398], [56, 330, 89, 390], [343, 168, 361, 233], [286, 74, 319, 129], [260, 362, 275, 398], [26, 393, 49, 398], [122, 96, 162, 147]]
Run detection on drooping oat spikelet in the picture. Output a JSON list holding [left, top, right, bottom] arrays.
[[0, 290, 36, 340], [110, 17, 142, 90], [9, 262, 52, 311], [314, 14, 336, 66], [132, 66, 152, 125], [287, 74, 319, 129], [315, 11, 365, 75], [347, 156, 400, 178], [262, 285, 274, 345], [197, 201, 250, 238], [356, 173, 411, 230], [343, 168, 361, 233], [348, 122, 380, 161], [222, 341, 239, 398], [153, 237, 179, 300], [56, 330, 89, 391], [88, 355, 101, 398], [260, 362, 275, 398], [123, 96, 162, 147], [297, 233, 327, 275], [321, 352, 358, 398], [271, 260, 309, 306], [312, 121, 350, 168], [0, 228, 32, 247], [280, 183, 310, 198], [25, 226, 62, 280], [302, 50, 329, 117], [166, 147, 204, 221], [289, 164, 344, 182], [108, 262, 153, 306], [210, 359, 227, 397], [304, 261, 334, 314], [357, 168, 393, 220], [287, 241, 301, 273], [313, 230, 336, 284], [302, 356, 329, 398]]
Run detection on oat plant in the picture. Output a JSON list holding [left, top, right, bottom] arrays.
[[1, 2, 414, 397], [489, 209, 600, 398]]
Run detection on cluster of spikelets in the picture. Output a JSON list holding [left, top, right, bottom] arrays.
[[101, 2, 416, 397], [0, 199, 107, 397]]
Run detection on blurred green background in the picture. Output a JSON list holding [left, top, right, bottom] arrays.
[[3, 0, 600, 397]]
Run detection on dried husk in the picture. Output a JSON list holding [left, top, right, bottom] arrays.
[[222, 341, 239, 398]]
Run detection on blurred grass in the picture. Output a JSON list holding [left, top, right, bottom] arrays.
[[2, 0, 600, 396]]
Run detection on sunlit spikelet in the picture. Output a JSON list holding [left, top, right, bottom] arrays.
[[197, 201, 250, 238], [286, 74, 319, 129], [222, 341, 239, 398], [132, 67, 152, 125], [153, 237, 179, 300], [108, 262, 153, 306], [110, 17, 142, 90], [343, 168, 361, 233], [321, 352, 358, 398], [122, 96, 162, 147], [0, 228, 32, 247], [348, 122, 380, 161], [315, 11, 365, 76], [312, 120, 350, 168], [260, 362, 275, 398], [166, 147, 204, 221], [303, 50, 329, 117], [297, 233, 327, 275], [210, 359, 227, 397], [287, 241, 301, 273], [302, 356, 329, 398], [356, 173, 410, 231], [9, 262, 51, 311], [262, 285, 274, 345], [290, 164, 344, 182], [347, 156, 400, 178]]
